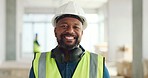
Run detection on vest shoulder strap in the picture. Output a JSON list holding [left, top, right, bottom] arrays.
[[89, 52, 104, 78]]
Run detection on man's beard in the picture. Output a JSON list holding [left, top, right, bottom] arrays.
[[57, 33, 80, 50]]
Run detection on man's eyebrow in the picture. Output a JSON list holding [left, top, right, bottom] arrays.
[[57, 21, 82, 25], [58, 21, 67, 24]]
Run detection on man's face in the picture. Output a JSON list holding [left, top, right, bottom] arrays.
[[54, 17, 83, 50]]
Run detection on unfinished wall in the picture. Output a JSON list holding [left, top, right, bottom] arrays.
[[143, 0, 148, 60], [108, 0, 132, 61], [0, 0, 6, 64]]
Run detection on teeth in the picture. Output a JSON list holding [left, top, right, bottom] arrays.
[[65, 36, 74, 40]]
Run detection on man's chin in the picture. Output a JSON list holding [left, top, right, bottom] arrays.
[[61, 44, 77, 50], [58, 39, 79, 50]]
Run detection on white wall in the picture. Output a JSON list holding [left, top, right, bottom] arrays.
[[0, 0, 6, 64], [16, 0, 24, 61], [143, 0, 148, 60], [108, 0, 132, 61]]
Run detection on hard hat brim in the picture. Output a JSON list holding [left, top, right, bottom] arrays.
[[52, 14, 87, 30]]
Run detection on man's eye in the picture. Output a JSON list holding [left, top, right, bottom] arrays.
[[60, 25, 67, 28], [74, 26, 80, 29]]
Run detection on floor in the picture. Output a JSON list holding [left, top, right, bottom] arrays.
[[0, 61, 124, 78], [0, 61, 30, 78]]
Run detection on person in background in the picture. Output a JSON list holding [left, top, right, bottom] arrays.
[[33, 33, 41, 53], [29, 1, 110, 78]]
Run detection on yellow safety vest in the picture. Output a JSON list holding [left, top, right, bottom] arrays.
[[33, 40, 40, 53], [33, 51, 104, 78]]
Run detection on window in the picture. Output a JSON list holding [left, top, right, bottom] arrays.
[[81, 14, 102, 52], [22, 14, 57, 58]]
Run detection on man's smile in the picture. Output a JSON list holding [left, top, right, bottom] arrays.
[[65, 36, 75, 40]]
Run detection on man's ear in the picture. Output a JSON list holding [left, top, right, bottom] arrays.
[[54, 28, 57, 37]]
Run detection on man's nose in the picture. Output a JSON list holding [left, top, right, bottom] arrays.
[[65, 26, 74, 33]]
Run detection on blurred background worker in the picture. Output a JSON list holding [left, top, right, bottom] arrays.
[[33, 33, 41, 53], [29, 1, 110, 78]]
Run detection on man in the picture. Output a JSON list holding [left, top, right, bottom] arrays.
[[33, 33, 41, 53], [29, 1, 110, 78]]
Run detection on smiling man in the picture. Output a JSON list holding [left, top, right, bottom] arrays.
[[55, 15, 83, 50], [29, 1, 110, 78]]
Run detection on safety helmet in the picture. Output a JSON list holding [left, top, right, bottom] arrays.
[[52, 1, 87, 30]]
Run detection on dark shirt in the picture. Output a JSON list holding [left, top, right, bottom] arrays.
[[29, 61, 110, 78]]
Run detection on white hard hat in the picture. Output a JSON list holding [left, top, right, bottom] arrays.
[[52, 1, 87, 30]]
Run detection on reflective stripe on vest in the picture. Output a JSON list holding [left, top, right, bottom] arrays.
[[33, 51, 104, 78]]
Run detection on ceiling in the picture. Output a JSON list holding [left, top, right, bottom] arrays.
[[23, 0, 108, 9]]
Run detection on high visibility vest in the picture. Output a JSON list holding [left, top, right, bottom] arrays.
[[33, 40, 40, 53], [33, 51, 104, 78]]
